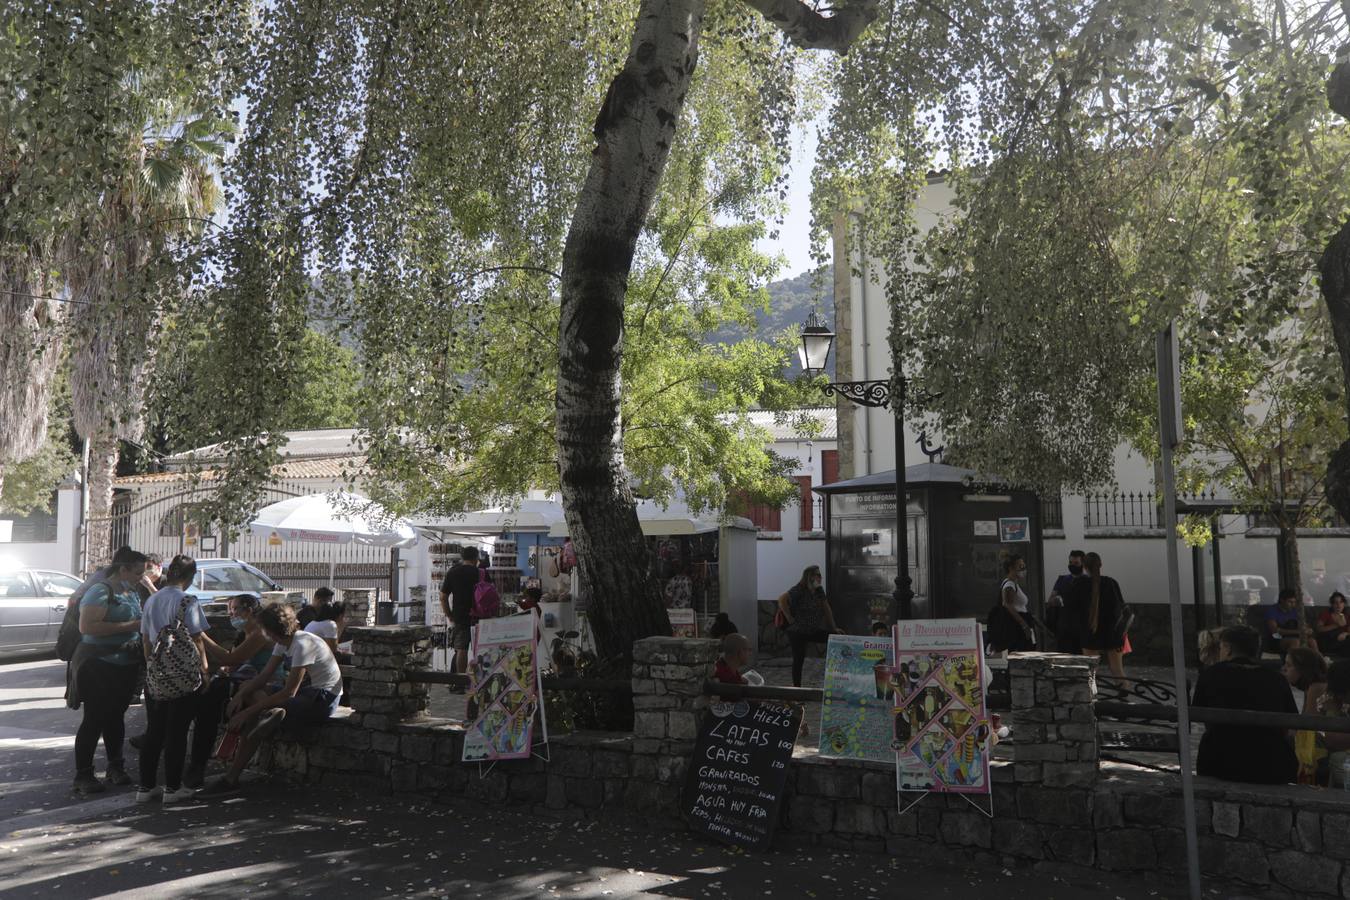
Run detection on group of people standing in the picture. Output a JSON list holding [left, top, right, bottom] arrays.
[[66, 546, 345, 801], [987, 549, 1131, 677]]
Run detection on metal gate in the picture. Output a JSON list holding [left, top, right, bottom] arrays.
[[87, 477, 395, 602]]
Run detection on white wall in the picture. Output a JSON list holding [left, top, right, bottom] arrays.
[[754, 437, 831, 599], [0, 486, 82, 574]]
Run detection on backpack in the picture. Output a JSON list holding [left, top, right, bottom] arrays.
[[472, 569, 501, 619], [146, 595, 203, 700], [56, 568, 112, 661]]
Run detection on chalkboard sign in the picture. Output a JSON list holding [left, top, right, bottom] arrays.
[[682, 699, 801, 851]]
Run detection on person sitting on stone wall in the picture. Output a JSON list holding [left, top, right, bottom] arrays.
[[1192, 624, 1298, 785], [714, 634, 752, 685], [199, 603, 342, 798], [1263, 588, 1307, 656]]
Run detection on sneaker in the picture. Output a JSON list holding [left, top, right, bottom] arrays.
[[162, 786, 196, 804], [73, 770, 106, 796], [247, 708, 284, 740], [182, 763, 206, 789], [135, 786, 163, 803], [196, 777, 241, 799], [104, 764, 133, 786]]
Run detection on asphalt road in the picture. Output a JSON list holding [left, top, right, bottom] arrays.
[[0, 654, 1202, 899]]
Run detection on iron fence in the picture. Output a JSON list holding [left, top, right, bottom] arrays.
[[1039, 495, 1063, 530], [1083, 489, 1216, 530]]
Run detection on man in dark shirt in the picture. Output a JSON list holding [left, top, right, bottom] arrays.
[[1192, 624, 1298, 785], [1045, 549, 1085, 652], [1263, 588, 1304, 655], [439, 546, 481, 675]]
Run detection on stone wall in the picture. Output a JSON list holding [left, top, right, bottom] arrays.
[[342, 588, 375, 628], [259, 632, 1350, 897]]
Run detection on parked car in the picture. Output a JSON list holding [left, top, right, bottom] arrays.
[[0, 564, 83, 654], [1221, 574, 1269, 606], [187, 558, 285, 618]]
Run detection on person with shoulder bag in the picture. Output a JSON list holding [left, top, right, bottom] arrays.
[[136, 555, 210, 803], [775, 565, 843, 687], [69, 549, 148, 795], [986, 555, 1037, 654]]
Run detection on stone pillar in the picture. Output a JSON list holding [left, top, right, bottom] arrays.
[[1006, 652, 1100, 867], [343, 588, 375, 627], [630, 636, 719, 813], [407, 585, 427, 625], [346, 624, 432, 731]]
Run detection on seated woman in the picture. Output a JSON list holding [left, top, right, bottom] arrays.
[[1284, 647, 1330, 785], [1317, 592, 1350, 657], [203, 594, 278, 676], [302, 599, 346, 658], [199, 604, 342, 797]]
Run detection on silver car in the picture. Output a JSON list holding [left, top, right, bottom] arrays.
[[0, 567, 83, 654], [186, 558, 288, 618]]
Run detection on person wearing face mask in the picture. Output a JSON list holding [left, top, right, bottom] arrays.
[[776, 565, 843, 687], [1064, 551, 1130, 678], [1045, 550, 1085, 653], [986, 555, 1036, 655]]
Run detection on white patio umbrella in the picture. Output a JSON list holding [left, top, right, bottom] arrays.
[[249, 491, 418, 585]]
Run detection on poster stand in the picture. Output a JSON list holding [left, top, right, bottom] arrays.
[[476, 637, 550, 777]]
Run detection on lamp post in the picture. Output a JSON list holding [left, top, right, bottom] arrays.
[[800, 312, 914, 620]]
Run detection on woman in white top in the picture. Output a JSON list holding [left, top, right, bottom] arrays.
[[302, 599, 345, 654], [199, 603, 342, 797], [987, 554, 1037, 653]]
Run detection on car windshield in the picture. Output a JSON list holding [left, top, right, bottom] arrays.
[[202, 565, 273, 593]]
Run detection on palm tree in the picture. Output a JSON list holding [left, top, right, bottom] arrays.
[[66, 119, 222, 566], [0, 258, 64, 505]]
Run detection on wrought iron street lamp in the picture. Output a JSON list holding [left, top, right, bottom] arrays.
[[800, 311, 915, 620]]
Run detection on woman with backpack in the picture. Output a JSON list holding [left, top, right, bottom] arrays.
[[775, 565, 843, 687], [136, 555, 209, 803], [1064, 551, 1130, 678], [70, 550, 148, 795]]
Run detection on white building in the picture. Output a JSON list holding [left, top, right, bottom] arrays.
[[0, 475, 84, 574], [831, 177, 1350, 660]]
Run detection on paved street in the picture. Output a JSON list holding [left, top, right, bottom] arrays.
[[1, 654, 1198, 899]]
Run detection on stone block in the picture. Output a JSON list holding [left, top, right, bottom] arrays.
[[1055, 682, 1091, 704], [268, 740, 308, 775], [509, 773, 548, 803], [1151, 828, 1186, 873], [787, 797, 834, 833], [623, 780, 661, 810], [885, 807, 919, 836], [1199, 837, 1270, 885], [634, 712, 665, 739], [632, 694, 676, 710], [1044, 827, 1095, 866], [1295, 810, 1323, 854], [1269, 849, 1341, 896], [1096, 828, 1156, 871], [666, 711, 698, 741], [1325, 814, 1350, 859], [1093, 792, 1124, 829], [1241, 805, 1293, 848], [939, 812, 992, 849], [1018, 707, 1053, 723], [1213, 801, 1240, 838], [1041, 762, 1097, 788], [795, 765, 860, 799], [1016, 787, 1092, 826], [1013, 762, 1043, 783], [860, 771, 893, 798], [835, 801, 885, 836], [591, 750, 630, 778], [391, 762, 419, 793], [400, 733, 436, 763], [992, 819, 1044, 859], [1011, 681, 1035, 709], [546, 774, 567, 809], [1058, 723, 1096, 742], [1014, 744, 1067, 763], [1123, 794, 1182, 828]]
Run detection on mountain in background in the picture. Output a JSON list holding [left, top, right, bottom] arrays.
[[710, 264, 835, 379]]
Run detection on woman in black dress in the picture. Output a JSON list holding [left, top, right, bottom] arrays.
[[1064, 552, 1128, 677]]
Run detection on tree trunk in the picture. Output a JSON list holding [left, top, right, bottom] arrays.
[[556, 0, 708, 660], [85, 430, 120, 568]]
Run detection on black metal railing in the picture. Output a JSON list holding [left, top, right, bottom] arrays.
[[1247, 505, 1350, 530], [1095, 701, 1350, 735], [1083, 489, 1216, 530]]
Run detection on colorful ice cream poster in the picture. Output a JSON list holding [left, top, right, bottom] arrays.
[[817, 634, 895, 763], [891, 619, 991, 795], [462, 614, 545, 762], [667, 608, 698, 638]]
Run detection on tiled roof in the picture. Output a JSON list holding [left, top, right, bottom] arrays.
[[116, 455, 367, 486]]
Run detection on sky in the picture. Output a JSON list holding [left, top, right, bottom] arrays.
[[755, 124, 820, 280]]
